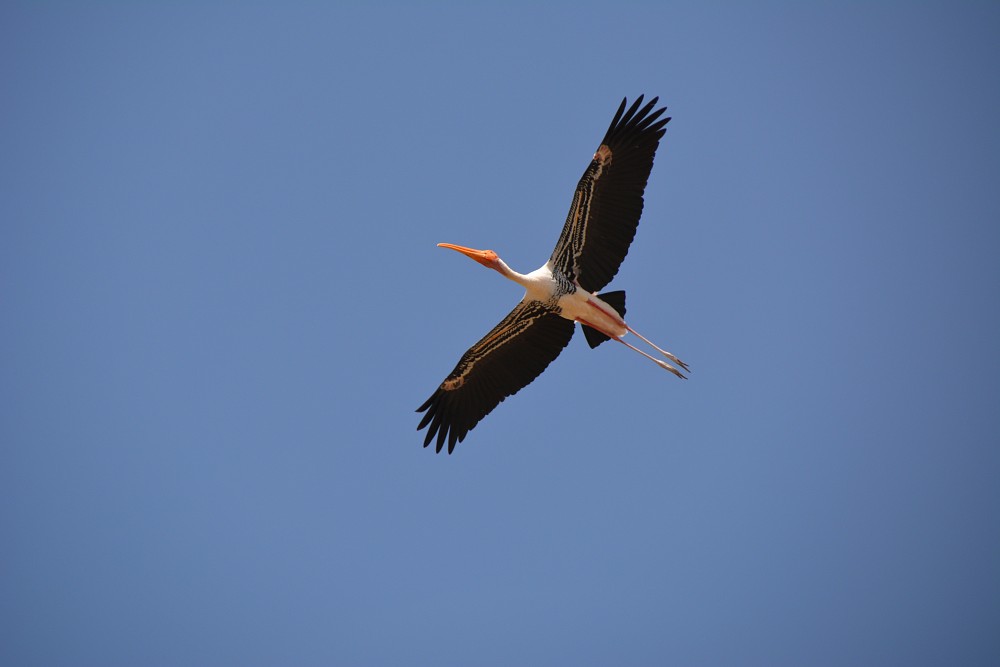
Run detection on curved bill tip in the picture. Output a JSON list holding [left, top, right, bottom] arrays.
[[437, 242, 480, 255]]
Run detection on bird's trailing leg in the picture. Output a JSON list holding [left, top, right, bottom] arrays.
[[614, 333, 687, 379], [575, 317, 687, 379], [624, 324, 690, 373], [579, 290, 689, 377]]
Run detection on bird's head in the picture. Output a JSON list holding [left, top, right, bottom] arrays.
[[437, 243, 501, 270]]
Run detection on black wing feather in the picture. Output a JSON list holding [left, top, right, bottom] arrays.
[[549, 95, 670, 293], [416, 300, 575, 454]]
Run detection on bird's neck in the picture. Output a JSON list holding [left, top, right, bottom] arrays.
[[493, 258, 531, 288]]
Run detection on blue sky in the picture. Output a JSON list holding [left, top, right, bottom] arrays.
[[2, 3, 999, 665]]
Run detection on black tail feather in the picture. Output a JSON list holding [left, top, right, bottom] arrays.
[[581, 290, 626, 349]]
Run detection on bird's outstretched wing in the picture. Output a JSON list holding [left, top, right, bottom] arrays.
[[549, 96, 670, 293], [417, 300, 575, 454]]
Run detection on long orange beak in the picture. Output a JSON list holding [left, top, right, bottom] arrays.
[[437, 243, 499, 268]]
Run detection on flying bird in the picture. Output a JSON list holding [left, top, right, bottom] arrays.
[[417, 96, 688, 453]]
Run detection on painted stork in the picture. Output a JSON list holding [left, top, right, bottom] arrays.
[[417, 95, 688, 453]]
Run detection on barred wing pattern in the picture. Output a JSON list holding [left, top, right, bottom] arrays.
[[549, 96, 670, 293], [417, 300, 575, 453]]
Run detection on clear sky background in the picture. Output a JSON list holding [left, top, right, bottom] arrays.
[[2, 3, 998, 665]]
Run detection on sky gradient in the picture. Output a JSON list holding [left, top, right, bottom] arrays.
[[2, 3, 999, 665]]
